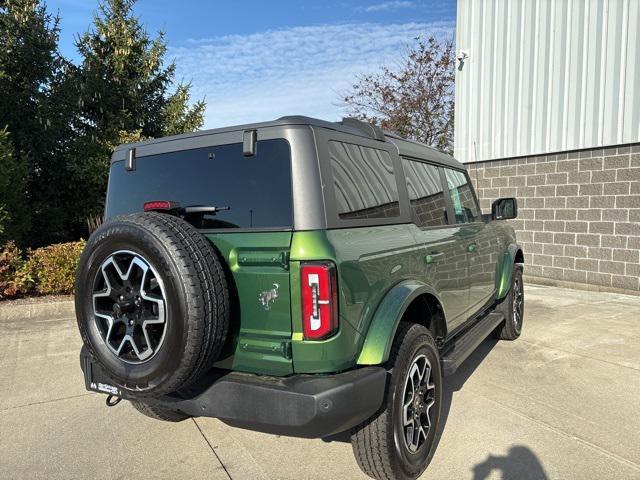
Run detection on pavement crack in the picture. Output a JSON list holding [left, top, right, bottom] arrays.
[[0, 392, 94, 412], [192, 418, 233, 479]]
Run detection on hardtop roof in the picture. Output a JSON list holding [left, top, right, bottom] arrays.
[[112, 115, 464, 170]]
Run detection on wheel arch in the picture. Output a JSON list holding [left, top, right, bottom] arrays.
[[357, 280, 447, 366], [496, 243, 525, 300]]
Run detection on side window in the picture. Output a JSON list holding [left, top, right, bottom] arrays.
[[402, 159, 448, 227], [329, 141, 400, 220], [444, 169, 480, 223]]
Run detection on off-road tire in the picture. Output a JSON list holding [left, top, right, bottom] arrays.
[[351, 323, 442, 480], [494, 264, 524, 341], [76, 212, 230, 396], [130, 400, 189, 422]]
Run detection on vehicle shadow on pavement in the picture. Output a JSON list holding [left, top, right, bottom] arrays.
[[439, 337, 548, 480], [438, 336, 499, 436], [471, 445, 549, 480], [324, 337, 504, 445]]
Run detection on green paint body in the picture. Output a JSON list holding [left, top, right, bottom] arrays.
[[205, 222, 521, 376]]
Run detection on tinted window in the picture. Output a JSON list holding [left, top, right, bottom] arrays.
[[106, 139, 292, 229], [329, 141, 400, 220], [403, 159, 448, 227], [444, 169, 480, 223]]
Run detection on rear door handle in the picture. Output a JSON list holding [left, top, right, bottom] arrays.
[[425, 252, 444, 264]]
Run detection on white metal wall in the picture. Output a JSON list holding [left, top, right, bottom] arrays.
[[454, 0, 640, 162]]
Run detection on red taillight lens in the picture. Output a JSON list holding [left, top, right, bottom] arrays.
[[143, 200, 179, 212], [300, 262, 338, 340]]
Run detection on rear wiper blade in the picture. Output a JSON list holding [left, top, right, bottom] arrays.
[[183, 205, 230, 215], [143, 201, 230, 216]]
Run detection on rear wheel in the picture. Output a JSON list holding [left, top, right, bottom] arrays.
[[351, 323, 442, 480], [494, 264, 524, 341]]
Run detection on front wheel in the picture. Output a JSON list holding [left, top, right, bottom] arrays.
[[351, 323, 442, 480], [494, 264, 524, 341]]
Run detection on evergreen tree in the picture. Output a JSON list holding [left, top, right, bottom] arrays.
[[0, 0, 61, 155], [0, 128, 29, 244], [0, 0, 73, 246], [69, 0, 205, 224]]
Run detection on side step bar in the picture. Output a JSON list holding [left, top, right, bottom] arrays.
[[441, 312, 504, 376]]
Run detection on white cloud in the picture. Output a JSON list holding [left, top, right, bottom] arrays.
[[169, 22, 455, 129], [364, 1, 416, 13]]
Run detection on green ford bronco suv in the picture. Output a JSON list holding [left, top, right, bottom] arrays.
[[76, 116, 524, 480]]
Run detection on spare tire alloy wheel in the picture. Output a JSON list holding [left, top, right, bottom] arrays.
[[76, 213, 230, 397], [93, 251, 167, 364]]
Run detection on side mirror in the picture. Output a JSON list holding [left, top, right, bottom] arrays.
[[492, 197, 518, 220]]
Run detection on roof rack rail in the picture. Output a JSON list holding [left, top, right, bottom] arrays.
[[340, 117, 386, 141]]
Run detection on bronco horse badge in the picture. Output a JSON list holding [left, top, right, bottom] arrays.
[[258, 283, 279, 311]]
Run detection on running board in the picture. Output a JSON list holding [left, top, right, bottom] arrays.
[[441, 312, 504, 376]]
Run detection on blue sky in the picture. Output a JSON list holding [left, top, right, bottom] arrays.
[[48, 0, 456, 128]]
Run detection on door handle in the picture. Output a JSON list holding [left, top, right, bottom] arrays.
[[425, 252, 444, 264], [467, 243, 477, 253]]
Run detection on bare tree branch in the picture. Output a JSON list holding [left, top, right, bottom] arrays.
[[342, 35, 455, 154]]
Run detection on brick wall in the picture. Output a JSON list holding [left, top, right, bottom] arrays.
[[467, 143, 640, 294]]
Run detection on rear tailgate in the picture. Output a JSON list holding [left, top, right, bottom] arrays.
[[105, 137, 295, 375], [208, 232, 293, 375]]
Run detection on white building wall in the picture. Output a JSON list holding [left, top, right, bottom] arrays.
[[454, 0, 640, 163]]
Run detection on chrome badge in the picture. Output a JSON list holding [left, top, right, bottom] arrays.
[[258, 283, 279, 311]]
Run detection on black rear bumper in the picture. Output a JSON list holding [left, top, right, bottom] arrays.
[[80, 348, 387, 438]]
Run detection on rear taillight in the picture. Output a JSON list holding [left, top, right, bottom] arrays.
[[300, 262, 338, 340]]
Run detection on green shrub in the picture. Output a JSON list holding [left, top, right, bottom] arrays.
[[0, 240, 85, 299], [22, 240, 86, 295], [0, 241, 25, 299]]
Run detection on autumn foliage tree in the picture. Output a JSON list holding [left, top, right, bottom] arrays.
[[343, 35, 456, 153]]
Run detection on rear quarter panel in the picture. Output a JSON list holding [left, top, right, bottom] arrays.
[[290, 226, 423, 373]]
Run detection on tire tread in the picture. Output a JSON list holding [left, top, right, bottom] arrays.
[[76, 212, 230, 395], [351, 322, 439, 480]]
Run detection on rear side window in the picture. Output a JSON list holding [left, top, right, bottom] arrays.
[[403, 159, 448, 227], [106, 139, 292, 229], [444, 169, 480, 223], [329, 141, 400, 220]]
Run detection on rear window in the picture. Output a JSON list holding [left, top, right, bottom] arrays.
[[106, 139, 292, 229]]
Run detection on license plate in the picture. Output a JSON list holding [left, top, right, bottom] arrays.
[[83, 355, 122, 396]]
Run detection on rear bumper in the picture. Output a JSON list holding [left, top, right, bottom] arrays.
[[80, 347, 386, 438]]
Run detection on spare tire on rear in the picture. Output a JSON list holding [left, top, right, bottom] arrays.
[[75, 212, 230, 396]]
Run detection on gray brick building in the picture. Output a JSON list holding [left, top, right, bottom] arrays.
[[455, 0, 640, 295]]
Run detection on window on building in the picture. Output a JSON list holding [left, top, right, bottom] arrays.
[[444, 168, 480, 223], [329, 141, 400, 220], [403, 159, 448, 227]]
